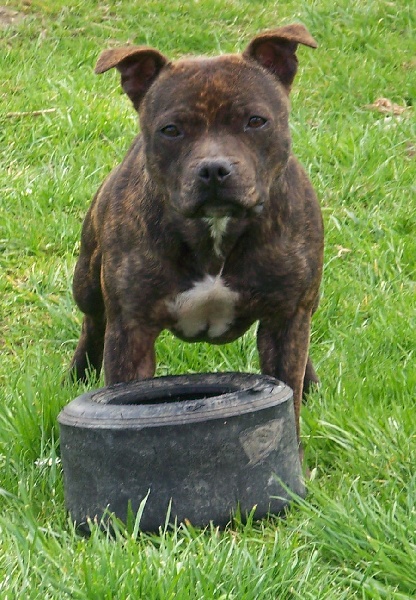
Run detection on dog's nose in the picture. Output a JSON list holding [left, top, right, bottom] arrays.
[[197, 159, 233, 186]]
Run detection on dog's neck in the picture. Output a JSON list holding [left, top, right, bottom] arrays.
[[163, 212, 253, 277]]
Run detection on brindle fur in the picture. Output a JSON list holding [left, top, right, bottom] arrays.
[[70, 24, 324, 444]]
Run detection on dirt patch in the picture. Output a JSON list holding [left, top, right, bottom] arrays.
[[365, 97, 409, 115], [0, 6, 25, 28]]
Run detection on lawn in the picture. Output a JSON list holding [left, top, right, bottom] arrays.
[[1, 0, 415, 597]]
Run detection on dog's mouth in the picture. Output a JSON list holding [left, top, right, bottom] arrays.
[[169, 184, 266, 219], [194, 200, 265, 219], [193, 202, 247, 219], [176, 194, 265, 219]]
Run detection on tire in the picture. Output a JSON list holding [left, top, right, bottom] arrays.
[[58, 372, 305, 532]]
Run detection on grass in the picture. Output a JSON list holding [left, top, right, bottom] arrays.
[[1, 0, 415, 597]]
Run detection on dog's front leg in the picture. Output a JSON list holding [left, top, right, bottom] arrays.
[[257, 309, 312, 442], [103, 318, 159, 384]]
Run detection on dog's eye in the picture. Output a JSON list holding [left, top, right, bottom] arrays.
[[160, 124, 181, 138], [246, 116, 267, 129]]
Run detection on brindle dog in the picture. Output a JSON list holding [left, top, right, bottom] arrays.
[[70, 24, 324, 446]]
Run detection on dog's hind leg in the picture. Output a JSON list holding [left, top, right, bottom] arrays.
[[69, 208, 105, 382], [69, 313, 106, 382], [302, 355, 319, 398]]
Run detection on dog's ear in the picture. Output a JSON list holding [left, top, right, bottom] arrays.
[[95, 46, 169, 110], [243, 24, 317, 92]]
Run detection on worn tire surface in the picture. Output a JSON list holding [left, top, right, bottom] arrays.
[[58, 372, 305, 532]]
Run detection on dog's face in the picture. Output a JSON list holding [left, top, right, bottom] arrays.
[[95, 24, 317, 219], [140, 56, 290, 219]]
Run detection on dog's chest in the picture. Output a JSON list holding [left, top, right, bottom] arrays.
[[166, 275, 240, 339]]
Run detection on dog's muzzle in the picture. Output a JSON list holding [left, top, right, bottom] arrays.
[[180, 157, 261, 218]]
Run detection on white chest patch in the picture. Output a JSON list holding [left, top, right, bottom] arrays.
[[167, 275, 239, 338]]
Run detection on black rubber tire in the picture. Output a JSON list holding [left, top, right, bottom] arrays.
[[58, 372, 305, 532]]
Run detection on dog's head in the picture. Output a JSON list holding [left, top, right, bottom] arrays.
[[95, 25, 317, 219]]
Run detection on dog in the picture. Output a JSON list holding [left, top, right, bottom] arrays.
[[69, 24, 324, 446]]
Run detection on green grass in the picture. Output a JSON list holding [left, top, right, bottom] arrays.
[[1, 0, 415, 597]]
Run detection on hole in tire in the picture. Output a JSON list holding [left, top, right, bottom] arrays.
[[107, 384, 240, 405]]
